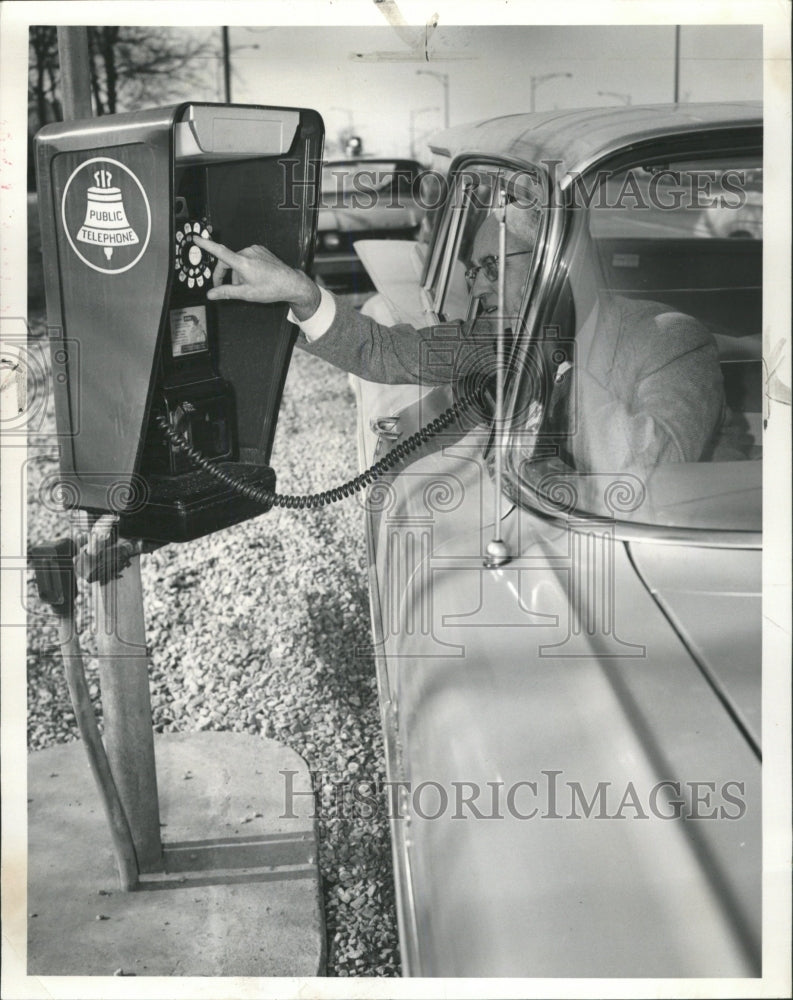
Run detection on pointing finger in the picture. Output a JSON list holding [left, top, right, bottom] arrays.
[[192, 235, 244, 269]]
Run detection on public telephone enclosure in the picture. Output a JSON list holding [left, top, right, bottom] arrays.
[[36, 102, 324, 541]]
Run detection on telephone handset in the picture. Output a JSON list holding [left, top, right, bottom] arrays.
[[158, 371, 486, 511]]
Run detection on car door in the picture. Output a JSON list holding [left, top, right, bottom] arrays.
[[350, 162, 541, 697]]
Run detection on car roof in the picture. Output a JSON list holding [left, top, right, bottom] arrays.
[[427, 102, 762, 185]]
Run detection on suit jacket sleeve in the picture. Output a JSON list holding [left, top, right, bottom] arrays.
[[296, 293, 494, 386]]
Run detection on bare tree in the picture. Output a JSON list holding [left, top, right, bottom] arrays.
[[89, 26, 121, 115], [28, 26, 61, 127], [28, 27, 60, 187], [28, 25, 220, 186], [87, 26, 220, 116], [28, 26, 221, 127]]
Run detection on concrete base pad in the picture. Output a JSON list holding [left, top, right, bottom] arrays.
[[28, 733, 325, 977]]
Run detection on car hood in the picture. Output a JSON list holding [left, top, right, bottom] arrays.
[[626, 540, 761, 750]]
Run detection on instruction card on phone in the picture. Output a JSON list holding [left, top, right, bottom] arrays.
[[170, 306, 208, 357]]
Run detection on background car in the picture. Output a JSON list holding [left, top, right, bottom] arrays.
[[695, 166, 763, 238], [312, 158, 426, 294], [586, 163, 764, 241], [348, 103, 764, 977]]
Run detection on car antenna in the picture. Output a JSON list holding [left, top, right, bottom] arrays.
[[484, 188, 511, 569]]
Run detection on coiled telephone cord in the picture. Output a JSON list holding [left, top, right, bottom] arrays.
[[155, 386, 484, 511]]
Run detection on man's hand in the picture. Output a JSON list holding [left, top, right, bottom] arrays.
[[191, 236, 322, 321]]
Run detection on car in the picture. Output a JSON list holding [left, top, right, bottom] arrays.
[[312, 157, 425, 294], [348, 103, 764, 977]]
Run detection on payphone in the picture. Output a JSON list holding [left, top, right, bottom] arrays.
[[36, 102, 323, 542]]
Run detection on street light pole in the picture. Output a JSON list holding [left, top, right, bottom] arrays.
[[529, 72, 573, 112], [416, 70, 449, 129], [410, 105, 439, 158]]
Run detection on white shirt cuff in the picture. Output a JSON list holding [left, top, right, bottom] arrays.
[[287, 286, 336, 342]]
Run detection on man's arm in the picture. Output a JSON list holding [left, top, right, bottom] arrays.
[[193, 235, 489, 386], [297, 293, 481, 385]]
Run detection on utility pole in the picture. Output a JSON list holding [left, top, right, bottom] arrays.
[[673, 26, 681, 103], [222, 26, 231, 103], [220, 27, 260, 104], [56, 27, 93, 118]]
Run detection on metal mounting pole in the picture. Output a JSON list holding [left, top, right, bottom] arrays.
[[93, 549, 163, 872], [30, 538, 140, 890]]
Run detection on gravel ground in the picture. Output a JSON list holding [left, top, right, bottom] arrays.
[[24, 306, 401, 977]]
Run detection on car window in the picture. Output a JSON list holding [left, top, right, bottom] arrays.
[[506, 152, 762, 532], [429, 166, 543, 325], [437, 178, 495, 321]]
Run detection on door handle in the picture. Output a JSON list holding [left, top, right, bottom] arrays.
[[370, 416, 401, 441]]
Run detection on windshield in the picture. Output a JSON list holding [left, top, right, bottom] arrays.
[[505, 152, 762, 532]]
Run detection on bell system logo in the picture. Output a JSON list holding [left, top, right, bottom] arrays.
[[61, 157, 151, 274]]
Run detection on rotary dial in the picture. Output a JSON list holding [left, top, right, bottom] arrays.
[[174, 220, 214, 289]]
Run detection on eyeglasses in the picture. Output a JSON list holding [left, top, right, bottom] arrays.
[[465, 251, 532, 284]]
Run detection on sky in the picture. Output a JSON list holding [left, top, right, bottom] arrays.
[[204, 24, 764, 158]]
